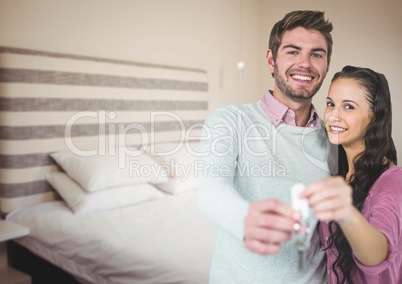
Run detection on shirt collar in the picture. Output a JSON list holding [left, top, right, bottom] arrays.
[[261, 91, 321, 129]]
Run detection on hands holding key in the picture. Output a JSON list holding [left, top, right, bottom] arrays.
[[243, 176, 353, 256], [244, 199, 301, 255], [301, 176, 354, 224]]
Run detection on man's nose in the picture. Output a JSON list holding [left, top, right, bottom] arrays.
[[297, 53, 312, 69]]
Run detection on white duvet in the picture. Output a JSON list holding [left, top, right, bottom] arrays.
[[7, 191, 216, 284]]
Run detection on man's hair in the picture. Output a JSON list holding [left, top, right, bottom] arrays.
[[269, 10, 333, 63]]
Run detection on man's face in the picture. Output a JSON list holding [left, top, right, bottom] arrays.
[[267, 27, 330, 102]]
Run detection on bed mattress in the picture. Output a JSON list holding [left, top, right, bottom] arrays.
[[6, 191, 215, 284]]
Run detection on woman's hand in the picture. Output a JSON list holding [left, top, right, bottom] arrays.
[[300, 176, 354, 224]]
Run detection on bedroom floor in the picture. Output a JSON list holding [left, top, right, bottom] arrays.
[[8, 241, 80, 284]]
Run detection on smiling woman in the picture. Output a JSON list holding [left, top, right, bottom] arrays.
[[325, 77, 373, 154], [302, 65, 402, 284]]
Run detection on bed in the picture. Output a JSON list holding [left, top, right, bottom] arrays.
[[0, 46, 215, 283]]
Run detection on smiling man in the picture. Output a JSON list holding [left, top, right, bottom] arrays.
[[198, 10, 334, 283]]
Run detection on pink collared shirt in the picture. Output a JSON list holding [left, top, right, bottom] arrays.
[[261, 91, 320, 129], [319, 166, 402, 284]]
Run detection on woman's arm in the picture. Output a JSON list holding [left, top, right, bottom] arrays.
[[302, 176, 388, 266], [339, 206, 388, 265]]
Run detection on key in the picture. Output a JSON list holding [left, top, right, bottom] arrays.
[[291, 183, 309, 220], [291, 183, 310, 270], [297, 243, 306, 269], [295, 226, 308, 270]]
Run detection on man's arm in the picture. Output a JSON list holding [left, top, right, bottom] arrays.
[[197, 108, 298, 254], [197, 108, 249, 240]]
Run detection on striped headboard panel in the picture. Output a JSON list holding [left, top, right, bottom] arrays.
[[0, 46, 209, 214]]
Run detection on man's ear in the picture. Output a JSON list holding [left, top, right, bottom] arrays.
[[326, 57, 331, 73], [266, 50, 275, 78]]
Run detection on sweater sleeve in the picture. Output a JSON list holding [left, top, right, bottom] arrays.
[[197, 107, 249, 241], [353, 170, 402, 274]]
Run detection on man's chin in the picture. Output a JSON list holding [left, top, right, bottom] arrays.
[[286, 93, 315, 101]]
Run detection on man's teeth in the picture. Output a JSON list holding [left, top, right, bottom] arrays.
[[330, 126, 346, 132], [292, 75, 312, 81]]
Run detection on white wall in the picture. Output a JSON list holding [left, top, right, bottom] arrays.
[[0, 0, 261, 113], [0, 0, 401, 162]]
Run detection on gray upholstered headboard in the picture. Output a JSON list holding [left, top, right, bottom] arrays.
[[0, 46, 209, 214]]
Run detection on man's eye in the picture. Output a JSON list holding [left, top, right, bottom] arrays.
[[312, 53, 323, 58], [287, 51, 298, 55]]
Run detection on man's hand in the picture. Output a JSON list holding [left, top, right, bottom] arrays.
[[244, 199, 300, 255]]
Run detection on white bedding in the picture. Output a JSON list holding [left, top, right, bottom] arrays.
[[6, 191, 216, 284]]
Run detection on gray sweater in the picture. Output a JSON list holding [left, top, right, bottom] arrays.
[[198, 101, 330, 283]]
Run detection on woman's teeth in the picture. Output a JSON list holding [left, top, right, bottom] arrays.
[[330, 126, 346, 132]]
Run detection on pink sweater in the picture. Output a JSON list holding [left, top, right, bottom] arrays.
[[319, 166, 402, 283]]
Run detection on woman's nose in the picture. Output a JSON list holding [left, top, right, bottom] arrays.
[[327, 107, 341, 122]]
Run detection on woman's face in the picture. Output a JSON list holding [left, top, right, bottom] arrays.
[[324, 78, 373, 153]]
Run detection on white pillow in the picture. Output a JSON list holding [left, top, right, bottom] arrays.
[[50, 149, 168, 192], [153, 176, 197, 195], [46, 172, 166, 214], [150, 141, 199, 178], [150, 141, 199, 194]]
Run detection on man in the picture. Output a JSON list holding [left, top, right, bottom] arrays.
[[198, 10, 333, 283]]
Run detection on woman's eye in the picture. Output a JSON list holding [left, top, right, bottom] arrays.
[[345, 104, 355, 110], [326, 101, 334, 107]]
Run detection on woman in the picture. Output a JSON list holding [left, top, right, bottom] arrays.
[[302, 65, 402, 283]]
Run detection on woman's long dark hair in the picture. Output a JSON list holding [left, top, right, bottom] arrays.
[[326, 65, 397, 283]]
